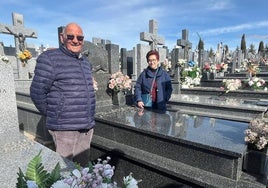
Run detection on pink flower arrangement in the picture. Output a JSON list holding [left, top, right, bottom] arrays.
[[108, 71, 132, 92], [203, 63, 211, 72], [216, 63, 228, 72]]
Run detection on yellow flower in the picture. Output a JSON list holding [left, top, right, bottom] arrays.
[[18, 49, 32, 63]]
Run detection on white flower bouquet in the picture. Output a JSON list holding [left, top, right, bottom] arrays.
[[177, 59, 186, 67], [181, 66, 202, 88], [245, 118, 268, 150], [246, 76, 266, 90], [0, 55, 9, 63], [222, 79, 242, 93], [161, 59, 171, 71]]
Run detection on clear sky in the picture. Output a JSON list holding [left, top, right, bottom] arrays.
[[1, 0, 268, 52]]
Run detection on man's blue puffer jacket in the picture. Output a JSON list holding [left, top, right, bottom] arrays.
[[30, 46, 96, 131]]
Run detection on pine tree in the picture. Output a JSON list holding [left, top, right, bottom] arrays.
[[258, 41, 264, 57], [265, 44, 268, 54], [224, 45, 229, 55], [208, 48, 214, 58], [198, 38, 204, 50], [248, 44, 256, 54], [240, 34, 246, 55]]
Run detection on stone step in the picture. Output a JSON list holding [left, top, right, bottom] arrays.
[[91, 135, 265, 188]]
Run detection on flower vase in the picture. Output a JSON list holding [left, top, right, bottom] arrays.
[[210, 72, 215, 80], [243, 144, 268, 175], [112, 91, 126, 106], [202, 72, 210, 80]]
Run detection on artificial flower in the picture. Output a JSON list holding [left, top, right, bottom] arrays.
[[222, 79, 242, 93], [108, 72, 132, 92], [161, 59, 171, 71], [245, 118, 268, 150], [18, 49, 32, 63], [0, 55, 9, 63]]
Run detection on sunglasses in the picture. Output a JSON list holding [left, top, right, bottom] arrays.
[[66, 34, 84, 41]]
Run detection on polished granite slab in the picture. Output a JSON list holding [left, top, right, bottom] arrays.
[[95, 107, 248, 156], [170, 94, 268, 111]]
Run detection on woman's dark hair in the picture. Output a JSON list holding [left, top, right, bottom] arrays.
[[146, 50, 159, 62]]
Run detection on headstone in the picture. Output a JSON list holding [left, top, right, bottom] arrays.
[[177, 29, 192, 61], [127, 56, 133, 79], [193, 49, 199, 63], [132, 47, 137, 80], [120, 48, 127, 75], [0, 12, 38, 79], [136, 44, 150, 76], [92, 37, 101, 45], [92, 37, 111, 49], [171, 48, 181, 94], [106, 43, 120, 74], [83, 41, 109, 72], [0, 60, 28, 186], [125, 49, 134, 79], [57, 26, 64, 47], [82, 41, 111, 104], [0, 60, 18, 134], [237, 49, 242, 69], [215, 42, 223, 63], [0, 60, 75, 187], [140, 19, 165, 50], [198, 49, 206, 69]]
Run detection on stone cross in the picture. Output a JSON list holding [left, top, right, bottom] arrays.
[[0, 12, 37, 53], [0, 12, 38, 79], [177, 29, 192, 61], [140, 19, 165, 50]]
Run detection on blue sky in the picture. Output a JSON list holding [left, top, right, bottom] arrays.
[[1, 0, 268, 52]]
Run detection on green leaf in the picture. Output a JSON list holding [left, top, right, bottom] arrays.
[[16, 168, 27, 188], [25, 150, 50, 187], [45, 163, 61, 188], [17, 150, 63, 188]]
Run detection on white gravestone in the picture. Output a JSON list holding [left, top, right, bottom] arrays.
[[0, 60, 75, 187]]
